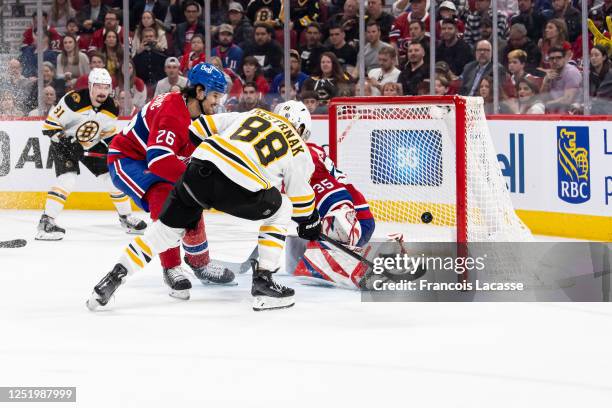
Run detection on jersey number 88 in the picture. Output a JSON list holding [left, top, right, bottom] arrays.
[[230, 117, 289, 166]]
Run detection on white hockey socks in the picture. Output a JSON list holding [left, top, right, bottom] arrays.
[[44, 172, 77, 219], [98, 172, 132, 216], [257, 195, 291, 271]]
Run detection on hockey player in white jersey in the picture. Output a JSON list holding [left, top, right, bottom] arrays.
[[36, 68, 147, 240], [86, 101, 321, 311]]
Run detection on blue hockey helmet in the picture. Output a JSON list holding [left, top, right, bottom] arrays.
[[187, 62, 228, 96]]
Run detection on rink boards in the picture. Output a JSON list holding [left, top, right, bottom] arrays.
[[0, 116, 610, 240]]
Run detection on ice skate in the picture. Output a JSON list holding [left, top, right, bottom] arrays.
[[35, 214, 66, 241], [185, 256, 237, 286], [86, 263, 128, 311], [119, 214, 147, 235], [163, 266, 192, 300], [251, 260, 294, 311]]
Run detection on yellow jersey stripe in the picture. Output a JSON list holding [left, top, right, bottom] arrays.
[[192, 119, 206, 138], [293, 204, 315, 214], [199, 143, 269, 189], [43, 124, 63, 130], [125, 247, 144, 268], [259, 225, 286, 233], [100, 109, 118, 119], [76, 107, 92, 113], [212, 136, 270, 189], [204, 115, 218, 135], [289, 194, 315, 203], [134, 236, 152, 258], [258, 239, 284, 249]]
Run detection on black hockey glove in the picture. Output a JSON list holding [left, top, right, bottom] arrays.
[[297, 210, 322, 241]]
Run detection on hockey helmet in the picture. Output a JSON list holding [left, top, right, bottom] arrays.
[[88, 67, 113, 87], [187, 62, 228, 96], [274, 100, 312, 140]]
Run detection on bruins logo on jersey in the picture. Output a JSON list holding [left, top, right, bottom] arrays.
[[76, 121, 100, 142], [71, 92, 81, 104]]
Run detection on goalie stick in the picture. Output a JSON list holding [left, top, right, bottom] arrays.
[[0, 239, 27, 248]]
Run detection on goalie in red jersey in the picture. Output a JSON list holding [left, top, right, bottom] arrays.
[[287, 140, 376, 289], [107, 63, 235, 300]]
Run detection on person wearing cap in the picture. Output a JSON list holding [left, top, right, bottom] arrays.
[[270, 49, 309, 96], [436, 17, 473, 76], [464, 0, 509, 47], [212, 23, 244, 72], [226, 1, 254, 47], [154, 56, 188, 96], [510, 0, 547, 43], [437, 1, 465, 35]]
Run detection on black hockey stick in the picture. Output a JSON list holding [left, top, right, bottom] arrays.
[[320, 233, 374, 268], [0, 239, 27, 248], [83, 152, 107, 158]]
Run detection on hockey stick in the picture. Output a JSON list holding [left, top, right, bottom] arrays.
[[210, 246, 258, 274], [0, 239, 27, 248], [83, 152, 107, 158], [320, 233, 374, 268]]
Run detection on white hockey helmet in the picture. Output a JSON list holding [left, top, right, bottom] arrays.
[[88, 67, 113, 87], [274, 100, 312, 140]]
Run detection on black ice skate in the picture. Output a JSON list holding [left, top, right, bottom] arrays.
[[35, 214, 66, 241], [86, 263, 128, 311], [119, 214, 147, 235], [250, 259, 294, 311], [163, 266, 192, 300], [185, 256, 237, 286]]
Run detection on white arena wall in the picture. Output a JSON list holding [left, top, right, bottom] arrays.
[[0, 115, 610, 240]]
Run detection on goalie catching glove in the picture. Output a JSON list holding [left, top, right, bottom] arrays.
[[297, 209, 322, 241]]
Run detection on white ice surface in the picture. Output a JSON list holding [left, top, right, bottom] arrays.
[[0, 210, 610, 408]]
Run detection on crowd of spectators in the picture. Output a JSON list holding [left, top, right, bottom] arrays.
[[1, 0, 612, 117]]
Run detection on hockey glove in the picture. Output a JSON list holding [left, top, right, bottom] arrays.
[[297, 210, 322, 241]]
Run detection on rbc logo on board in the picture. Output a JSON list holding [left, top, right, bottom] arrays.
[[557, 126, 590, 204]]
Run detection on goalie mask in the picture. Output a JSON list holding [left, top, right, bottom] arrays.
[[274, 100, 312, 140], [322, 205, 362, 247]]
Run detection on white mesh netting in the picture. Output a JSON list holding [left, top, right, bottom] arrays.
[[333, 97, 533, 242]]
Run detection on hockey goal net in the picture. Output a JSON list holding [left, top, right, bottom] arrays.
[[328, 96, 532, 242]]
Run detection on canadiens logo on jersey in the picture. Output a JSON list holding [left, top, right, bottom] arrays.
[[43, 89, 118, 149]]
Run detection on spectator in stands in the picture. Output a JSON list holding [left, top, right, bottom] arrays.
[[101, 30, 123, 78], [502, 23, 541, 74], [367, 47, 401, 96], [301, 51, 352, 100], [503, 49, 540, 98], [510, 0, 547, 43], [540, 46, 581, 113], [179, 34, 206, 74], [130, 0, 170, 31], [436, 18, 473, 76], [589, 44, 611, 96], [298, 22, 325, 75], [479, 75, 514, 114], [235, 81, 270, 112], [133, 27, 168, 93], [407, 20, 430, 62], [154, 57, 187, 96], [28, 86, 57, 117], [551, 0, 580, 43], [239, 56, 271, 96], [464, 0, 509, 47], [19, 31, 60, 78], [328, 0, 360, 43], [325, 23, 358, 71], [116, 60, 147, 109], [516, 77, 546, 113], [242, 23, 284, 81], [49, 0, 76, 35], [76, 0, 110, 33], [75, 52, 112, 90], [437, 1, 465, 34], [366, 0, 395, 42], [208, 55, 242, 108], [226, 2, 254, 48], [363, 21, 391, 73], [538, 19, 570, 69], [382, 81, 402, 96], [211, 24, 244, 72], [64, 18, 90, 52], [398, 41, 428, 95], [271, 50, 308, 96], [23, 11, 62, 51], [174, 1, 206, 57], [246, 0, 282, 25], [434, 75, 451, 95], [591, 0, 612, 18], [116, 89, 138, 116], [460, 40, 505, 96], [0, 91, 24, 117], [479, 17, 506, 63], [90, 9, 124, 51], [56, 34, 90, 87], [26, 62, 66, 111], [290, 0, 321, 35], [132, 10, 168, 57], [300, 90, 321, 114], [0, 59, 35, 114], [389, 0, 429, 57]]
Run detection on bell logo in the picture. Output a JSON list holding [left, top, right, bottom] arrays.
[[201, 65, 214, 74], [557, 126, 590, 204]]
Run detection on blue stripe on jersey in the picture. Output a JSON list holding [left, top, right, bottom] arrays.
[[146, 147, 172, 165], [318, 189, 354, 217], [132, 112, 149, 147]]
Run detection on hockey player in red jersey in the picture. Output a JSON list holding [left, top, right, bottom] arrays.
[[107, 62, 234, 299], [288, 141, 376, 289]]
